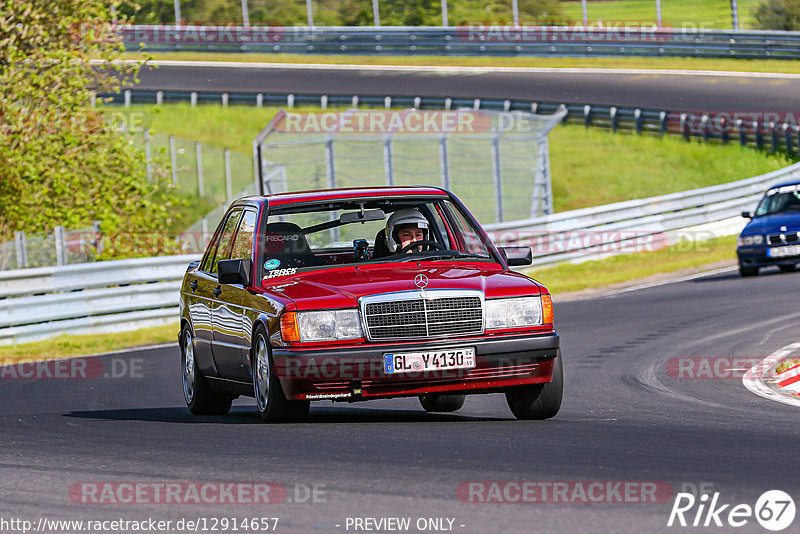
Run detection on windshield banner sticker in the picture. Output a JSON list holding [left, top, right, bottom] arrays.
[[264, 259, 281, 270], [264, 268, 297, 280]]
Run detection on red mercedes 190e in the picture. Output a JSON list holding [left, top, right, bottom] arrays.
[[179, 186, 562, 421]]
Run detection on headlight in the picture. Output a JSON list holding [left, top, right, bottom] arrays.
[[281, 310, 364, 342], [737, 235, 764, 246], [485, 296, 545, 330]]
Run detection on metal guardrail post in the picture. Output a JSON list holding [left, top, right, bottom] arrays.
[[190, 92, 197, 107], [701, 114, 710, 142], [54, 226, 67, 267], [721, 117, 730, 144], [610, 107, 618, 133], [241, 0, 250, 26], [659, 111, 667, 138], [222, 93, 229, 107], [14, 232, 27, 269], [156, 91, 163, 105], [491, 135, 503, 223], [583, 105, 592, 128], [325, 137, 336, 189], [372, 0, 380, 26], [321, 95, 328, 110], [737, 119, 747, 146], [783, 124, 794, 157], [257, 93, 264, 108], [770, 122, 779, 152], [173, 0, 181, 25], [352, 95, 359, 108], [441, 0, 448, 26], [635, 109, 643, 135], [384, 96, 392, 109], [195, 142, 205, 196], [680, 113, 689, 141], [755, 121, 764, 150], [124, 90, 131, 108], [169, 135, 178, 185], [439, 136, 451, 190]]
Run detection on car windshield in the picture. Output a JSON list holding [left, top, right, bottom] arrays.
[[259, 197, 494, 282], [755, 185, 800, 216]]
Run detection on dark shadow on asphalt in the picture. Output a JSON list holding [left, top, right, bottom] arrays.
[[64, 406, 510, 424], [690, 266, 793, 283]]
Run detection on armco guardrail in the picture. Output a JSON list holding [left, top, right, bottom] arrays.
[[0, 255, 198, 345], [484, 161, 800, 265], [120, 25, 800, 59], [104, 90, 800, 157], [4, 160, 799, 344]]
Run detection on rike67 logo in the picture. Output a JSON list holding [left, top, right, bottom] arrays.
[[668, 490, 796, 531]]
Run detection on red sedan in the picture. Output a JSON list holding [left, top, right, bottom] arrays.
[[179, 186, 562, 421]]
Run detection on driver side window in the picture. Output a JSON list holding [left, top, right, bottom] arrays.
[[201, 209, 243, 275]]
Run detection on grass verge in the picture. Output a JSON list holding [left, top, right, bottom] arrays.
[[129, 52, 800, 75], [0, 323, 179, 364], [525, 235, 738, 294]]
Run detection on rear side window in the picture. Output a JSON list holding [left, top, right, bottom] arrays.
[[231, 210, 257, 260], [203, 209, 242, 275]]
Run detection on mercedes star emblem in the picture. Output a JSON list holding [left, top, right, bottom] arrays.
[[414, 274, 429, 289]]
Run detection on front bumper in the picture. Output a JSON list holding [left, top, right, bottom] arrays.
[[737, 246, 800, 269], [272, 332, 560, 401]]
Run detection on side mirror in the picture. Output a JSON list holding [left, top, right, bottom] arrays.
[[218, 259, 252, 286], [741, 211, 752, 219], [500, 246, 533, 267]]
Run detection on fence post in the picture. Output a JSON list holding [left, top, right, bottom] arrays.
[[491, 135, 503, 223], [325, 137, 336, 189], [534, 135, 553, 216], [92, 220, 103, 256], [14, 231, 27, 269], [441, 0, 449, 26], [225, 148, 233, 202], [241, 0, 250, 26], [54, 226, 67, 266], [439, 136, 451, 190], [195, 142, 205, 196], [144, 128, 153, 181], [169, 135, 178, 185], [306, 0, 314, 27], [173, 0, 181, 25], [372, 0, 380, 26], [383, 136, 395, 186]]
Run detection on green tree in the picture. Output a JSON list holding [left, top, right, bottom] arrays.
[[0, 0, 181, 255], [753, 0, 800, 30]]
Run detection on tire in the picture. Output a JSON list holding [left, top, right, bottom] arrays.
[[779, 264, 797, 273], [181, 326, 232, 415], [739, 265, 759, 277], [252, 326, 309, 422], [505, 351, 563, 420], [419, 393, 466, 413]]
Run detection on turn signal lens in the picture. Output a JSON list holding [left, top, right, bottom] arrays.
[[542, 293, 554, 325], [280, 312, 301, 342]]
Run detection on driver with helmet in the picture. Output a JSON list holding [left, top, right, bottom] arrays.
[[385, 208, 430, 254]]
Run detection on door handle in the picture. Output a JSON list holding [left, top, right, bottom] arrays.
[[213, 286, 222, 297], [190, 280, 198, 292]]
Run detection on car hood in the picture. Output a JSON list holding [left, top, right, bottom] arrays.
[[261, 262, 543, 310], [743, 213, 800, 235]]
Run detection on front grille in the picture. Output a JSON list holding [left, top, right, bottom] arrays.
[[363, 293, 483, 340], [769, 232, 800, 245]]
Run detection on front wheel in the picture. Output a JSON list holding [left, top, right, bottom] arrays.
[[505, 351, 563, 420], [182, 326, 232, 415], [252, 327, 309, 422], [419, 394, 466, 413]]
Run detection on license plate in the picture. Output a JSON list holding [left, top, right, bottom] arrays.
[[383, 347, 476, 374], [767, 245, 800, 258]]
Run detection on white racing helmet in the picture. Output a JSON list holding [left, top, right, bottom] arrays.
[[385, 208, 429, 252]]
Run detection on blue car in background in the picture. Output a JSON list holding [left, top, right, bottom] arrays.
[[737, 179, 800, 277]]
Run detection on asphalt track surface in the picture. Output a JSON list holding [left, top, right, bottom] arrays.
[[2, 267, 800, 533], [130, 62, 800, 111]]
